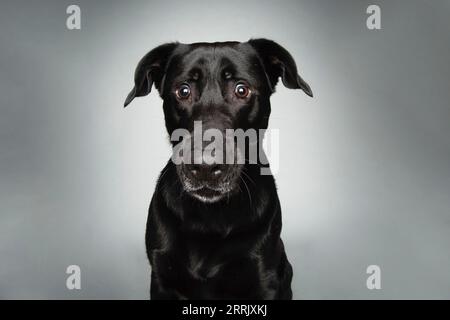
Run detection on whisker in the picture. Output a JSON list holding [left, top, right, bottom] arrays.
[[241, 169, 256, 186], [239, 175, 253, 212], [156, 167, 169, 188]]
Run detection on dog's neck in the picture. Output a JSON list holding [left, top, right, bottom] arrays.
[[158, 161, 278, 236]]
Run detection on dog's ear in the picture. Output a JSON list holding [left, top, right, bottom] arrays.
[[124, 42, 179, 107], [248, 38, 313, 97]]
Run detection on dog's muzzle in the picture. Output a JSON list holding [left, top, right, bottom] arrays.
[[178, 161, 242, 203]]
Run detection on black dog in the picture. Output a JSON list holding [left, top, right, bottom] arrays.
[[124, 39, 313, 299]]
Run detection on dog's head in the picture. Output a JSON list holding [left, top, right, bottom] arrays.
[[125, 39, 312, 203]]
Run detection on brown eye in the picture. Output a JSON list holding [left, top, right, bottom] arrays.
[[176, 83, 191, 99], [234, 83, 251, 98]]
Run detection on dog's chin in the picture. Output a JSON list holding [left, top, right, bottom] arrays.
[[177, 169, 240, 203], [189, 187, 227, 203], [180, 179, 234, 203]]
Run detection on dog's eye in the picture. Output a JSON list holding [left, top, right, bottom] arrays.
[[234, 83, 251, 99], [176, 84, 191, 99]]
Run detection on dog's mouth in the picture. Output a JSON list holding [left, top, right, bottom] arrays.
[[182, 178, 235, 203], [189, 187, 226, 203], [177, 167, 239, 203]]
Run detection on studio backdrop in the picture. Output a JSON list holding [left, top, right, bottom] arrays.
[[1, 0, 450, 299]]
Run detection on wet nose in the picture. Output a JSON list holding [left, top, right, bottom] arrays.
[[185, 163, 226, 182]]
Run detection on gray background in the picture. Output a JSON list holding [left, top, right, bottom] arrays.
[[1, 0, 449, 299]]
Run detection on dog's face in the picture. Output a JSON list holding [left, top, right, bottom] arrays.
[[125, 39, 312, 203]]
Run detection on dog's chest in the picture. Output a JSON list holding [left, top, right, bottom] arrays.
[[177, 235, 232, 281], [184, 247, 222, 281], [162, 234, 253, 282]]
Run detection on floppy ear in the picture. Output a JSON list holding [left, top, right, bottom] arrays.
[[248, 38, 313, 97], [124, 42, 179, 107]]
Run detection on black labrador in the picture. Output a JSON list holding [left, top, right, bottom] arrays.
[[124, 39, 313, 299]]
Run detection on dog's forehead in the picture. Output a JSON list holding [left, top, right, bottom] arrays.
[[176, 42, 260, 75]]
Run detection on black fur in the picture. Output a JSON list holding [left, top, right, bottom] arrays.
[[125, 39, 312, 299]]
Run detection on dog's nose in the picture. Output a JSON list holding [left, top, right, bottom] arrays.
[[186, 164, 225, 182]]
